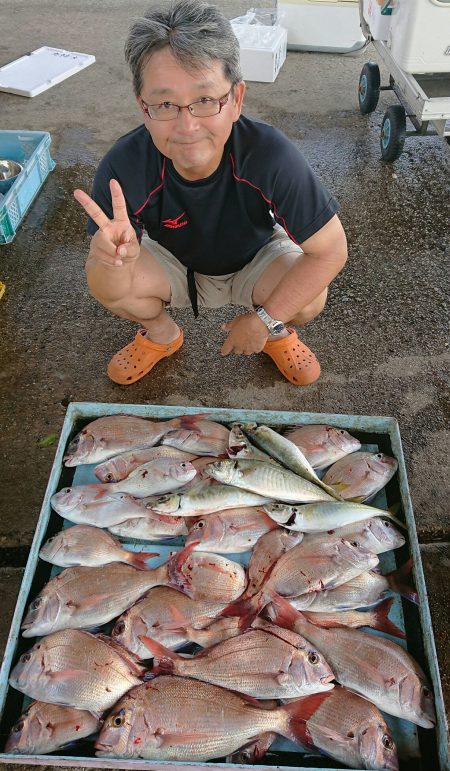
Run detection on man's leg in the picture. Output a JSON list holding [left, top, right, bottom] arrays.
[[251, 251, 325, 386], [87, 244, 183, 384], [252, 251, 328, 329]]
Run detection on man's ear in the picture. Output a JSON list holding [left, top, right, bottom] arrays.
[[232, 81, 246, 120]]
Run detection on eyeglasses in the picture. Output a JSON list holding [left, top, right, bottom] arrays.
[[140, 90, 232, 121]]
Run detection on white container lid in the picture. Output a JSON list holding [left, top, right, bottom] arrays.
[[0, 46, 95, 97]]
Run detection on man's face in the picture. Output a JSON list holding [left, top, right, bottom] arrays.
[[138, 48, 245, 181]]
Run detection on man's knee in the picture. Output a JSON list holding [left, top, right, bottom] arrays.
[[289, 288, 328, 325]]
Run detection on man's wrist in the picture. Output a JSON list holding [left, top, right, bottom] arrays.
[[253, 305, 286, 335]]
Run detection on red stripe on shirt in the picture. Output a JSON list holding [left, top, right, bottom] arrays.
[[134, 157, 166, 215]]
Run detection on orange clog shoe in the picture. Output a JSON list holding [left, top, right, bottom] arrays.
[[262, 327, 321, 386], [107, 328, 184, 385]]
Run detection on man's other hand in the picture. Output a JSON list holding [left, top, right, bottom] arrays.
[[221, 312, 269, 356], [74, 179, 140, 267]]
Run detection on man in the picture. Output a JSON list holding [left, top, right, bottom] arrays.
[[74, 0, 347, 386]]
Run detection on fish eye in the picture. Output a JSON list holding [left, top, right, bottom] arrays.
[[308, 651, 320, 665], [347, 730, 355, 738], [105, 473, 114, 482], [196, 520, 205, 529], [13, 720, 24, 733], [350, 540, 359, 548], [63, 487, 72, 494], [382, 734, 394, 750], [31, 598, 42, 610], [375, 453, 383, 460], [111, 709, 126, 728], [21, 653, 31, 663], [114, 621, 126, 635], [46, 536, 55, 543]]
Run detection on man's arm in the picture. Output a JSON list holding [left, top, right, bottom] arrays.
[[221, 215, 347, 356], [262, 214, 348, 323]]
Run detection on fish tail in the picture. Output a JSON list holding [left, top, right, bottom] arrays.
[[318, 479, 344, 501], [125, 550, 159, 570], [139, 635, 179, 674], [220, 591, 265, 629], [386, 558, 419, 604], [281, 693, 333, 747], [175, 413, 209, 429], [367, 598, 406, 638], [266, 592, 301, 629]]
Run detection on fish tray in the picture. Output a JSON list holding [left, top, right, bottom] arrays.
[[0, 402, 447, 771]]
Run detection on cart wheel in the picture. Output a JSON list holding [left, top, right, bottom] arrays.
[[358, 62, 380, 114], [380, 105, 406, 162]]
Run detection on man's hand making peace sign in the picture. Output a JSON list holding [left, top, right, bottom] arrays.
[[74, 179, 140, 267]]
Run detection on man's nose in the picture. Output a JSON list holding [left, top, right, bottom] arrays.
[[176, 106, 200, 131]]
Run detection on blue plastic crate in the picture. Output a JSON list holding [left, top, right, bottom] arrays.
[[0, 130, 56, 244]]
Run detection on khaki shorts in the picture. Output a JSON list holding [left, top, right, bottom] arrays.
[[141, 226, 302, 309]]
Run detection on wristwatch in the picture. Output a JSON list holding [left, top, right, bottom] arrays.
[[254, 305, 286, 335]]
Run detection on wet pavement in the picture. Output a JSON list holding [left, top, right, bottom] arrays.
[[0, 1, 449, 769]]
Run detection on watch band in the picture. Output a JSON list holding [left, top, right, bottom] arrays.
[[254, 305, 286, 335]]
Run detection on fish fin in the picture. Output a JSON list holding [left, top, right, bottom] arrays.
[[386, 558, 419, 604], [157, 604, 191, 634], [125, 550, 159, 570], [220, 591, 265, 629], [369, 597, 406, 638], [47, 669, 88, 680], [266, 593, 301, 629], [281, 693, 333, 747], [139, 635, 180, 673], [166, 541, 199, 596], [156, 731, 210, 747]]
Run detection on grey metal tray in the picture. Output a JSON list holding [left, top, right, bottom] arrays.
[[0, 402, 447, 771]]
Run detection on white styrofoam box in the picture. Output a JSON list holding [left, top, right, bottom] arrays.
[[362, 0, 392, 40], [388, 0, 450, 74], [278, 0, 366, 53], [0, 47, 95, 97], [232, 24, 288, 82]]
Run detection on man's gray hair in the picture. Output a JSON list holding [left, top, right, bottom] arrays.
[[125, 0, 243, 96]]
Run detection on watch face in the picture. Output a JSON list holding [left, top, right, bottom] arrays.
[[270, 321, 286, 334]]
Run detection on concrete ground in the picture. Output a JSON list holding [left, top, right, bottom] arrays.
[[0, 0, 449, 768]]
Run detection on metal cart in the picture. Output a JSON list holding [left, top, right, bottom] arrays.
[[357, 0, 450, 161]]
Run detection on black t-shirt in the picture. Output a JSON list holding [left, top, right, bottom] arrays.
[[87, 115, 339, 276]]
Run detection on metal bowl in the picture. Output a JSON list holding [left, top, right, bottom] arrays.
[[0, 160, 23, 193]]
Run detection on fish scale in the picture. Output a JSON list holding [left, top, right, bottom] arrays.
[[206, 459, 335, 504], [268, 539, 379, 597], [22, 549, 246, 637], [112, 587, 227, 658], [95, 677, 292, 761], [9, 630, 142, 713], [270, 600, 435, 727], [146, 628, 334, 699]]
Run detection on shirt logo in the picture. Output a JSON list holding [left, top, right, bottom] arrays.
[[162, 211, 188, 229]]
